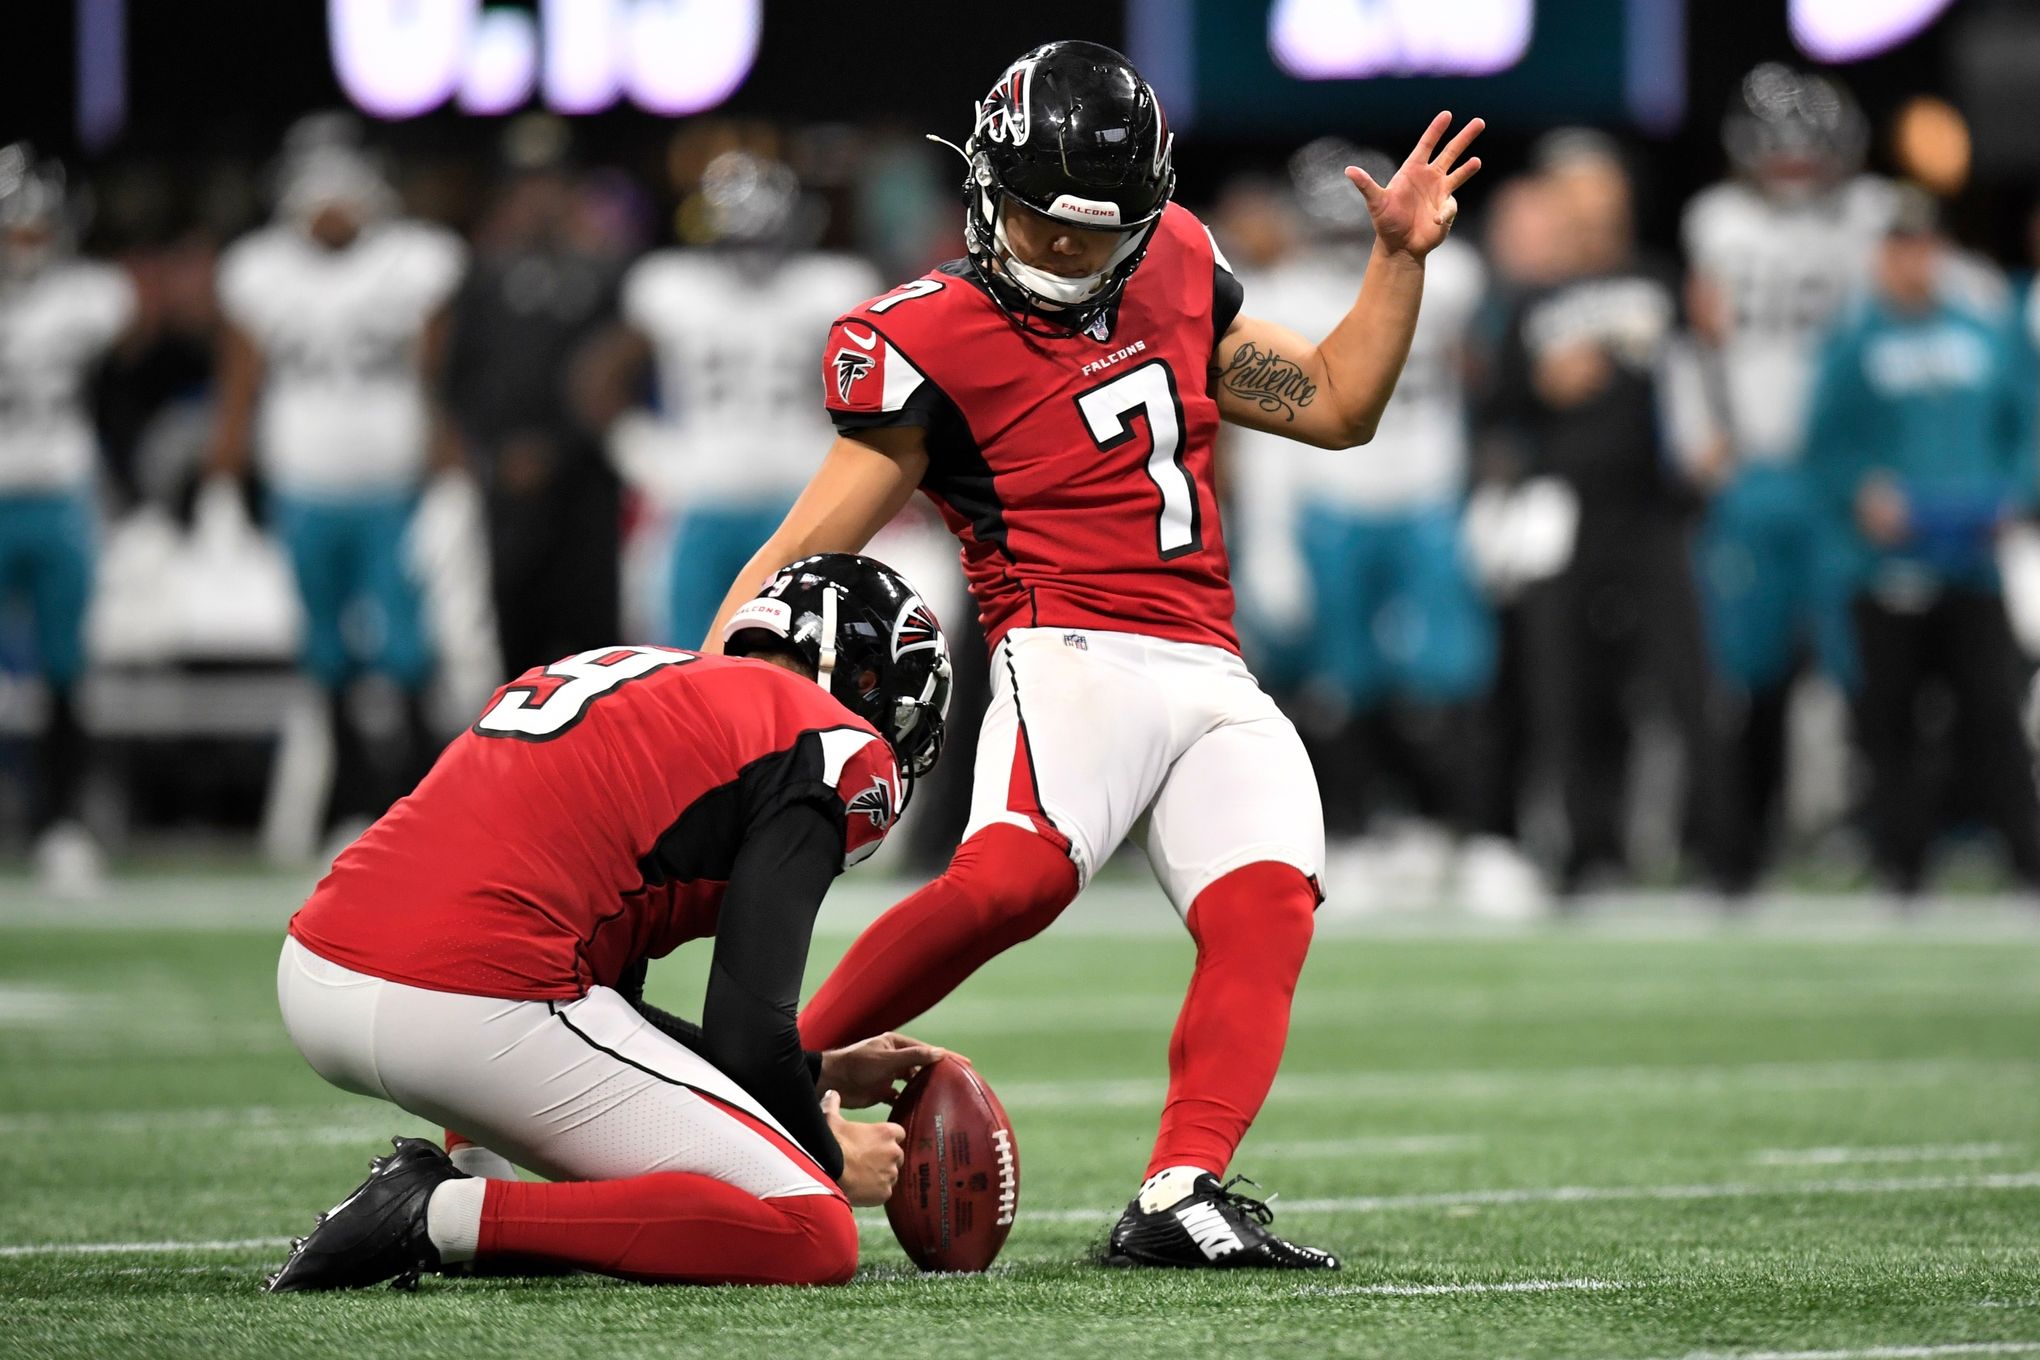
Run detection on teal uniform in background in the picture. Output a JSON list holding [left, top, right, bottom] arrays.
[[1805, 294, 2037, 605]]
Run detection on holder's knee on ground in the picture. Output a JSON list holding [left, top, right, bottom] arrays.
[[479, 1173, 858, 1286]]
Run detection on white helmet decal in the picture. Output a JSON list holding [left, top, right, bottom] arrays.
[[975, 57, 1038, 148]]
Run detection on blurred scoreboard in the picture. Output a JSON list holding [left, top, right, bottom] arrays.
[[1134, 0, 1684, 134], [10, 0, 1970, 155]]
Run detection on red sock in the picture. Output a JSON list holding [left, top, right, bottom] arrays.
[[800, 823, 1079, 1050], [477, 1175, 856, 1285], [1147, 861, 1318, 1179]]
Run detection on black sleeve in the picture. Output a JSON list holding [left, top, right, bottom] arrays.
[[618, 956, 704, 1046], [1212, 260, 1245, 354], [616, 958, 824, 1087], [695, 799, 846, 1181]]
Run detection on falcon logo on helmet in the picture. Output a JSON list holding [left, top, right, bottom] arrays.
[[978, 60, 1036, 147], [892, 598, 943, 661], [832, 348, 875, 403]]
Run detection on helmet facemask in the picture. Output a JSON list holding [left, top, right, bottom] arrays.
[[950, 42, 1176, 337], [975, 185, 1160, 317]]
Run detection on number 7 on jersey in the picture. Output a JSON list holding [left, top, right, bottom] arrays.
[[1075, 359, 1201, 561]]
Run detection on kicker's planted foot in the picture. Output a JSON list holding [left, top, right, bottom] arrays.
[[1105, 1170, 1339, 1270]]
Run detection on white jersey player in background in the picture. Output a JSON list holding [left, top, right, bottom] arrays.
[[1679, 65, 1894, 879], [0, 144, 136, 895], [1232, 140, 1541, 918], [601, 150, 881, 646], [207, 119, 467, 841]]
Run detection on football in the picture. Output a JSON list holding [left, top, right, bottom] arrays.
[[885, 1057, 1020, 1273]]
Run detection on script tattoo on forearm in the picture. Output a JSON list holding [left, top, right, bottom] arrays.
[[1217, 341, 1318, 422]]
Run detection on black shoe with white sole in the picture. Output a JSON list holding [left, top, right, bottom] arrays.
[[265, 1136, 467, 1293], [1105, 1174, 1340, 1270]]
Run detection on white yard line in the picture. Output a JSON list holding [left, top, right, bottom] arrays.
[[0, 984, 85, 1025], [0, 1105, 407, 1137], [0, 1236, 291, 1259], [1752, 1144, 2022, 1167], [1652, 1344, 2040, 1360], [999, 1057, 2040, 1109], [1248, 1135, 1482, 1159], [8, 1168, 2040, 1260], [1018, 1170, 2040, 1224], [1298, 1276, 1624, 1297], [4, 1056, 2028, 1140]]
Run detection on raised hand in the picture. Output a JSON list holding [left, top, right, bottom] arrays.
[[1346, 111, 1485, 260]]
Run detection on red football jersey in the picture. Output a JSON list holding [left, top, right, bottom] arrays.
[[288, 647, 902, 1001], [822, 203, 1245, 653]]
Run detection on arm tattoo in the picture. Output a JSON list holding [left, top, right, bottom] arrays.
[[1217, 341, 1318, 421]]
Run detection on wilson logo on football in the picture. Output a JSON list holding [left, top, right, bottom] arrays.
[[891, 598, 943, 661], [832, 348, 876, 403], [848, 775, 897, 830]]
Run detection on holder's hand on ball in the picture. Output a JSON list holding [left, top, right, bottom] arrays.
[[825, 1089, 907, 1207], [820, 1032, 949, 1108]]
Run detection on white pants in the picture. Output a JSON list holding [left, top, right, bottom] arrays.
[[276, 936, 834, 1201], [963, 628, 1325, 910]]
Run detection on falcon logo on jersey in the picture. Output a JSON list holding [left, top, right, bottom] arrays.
[[891, 597, 943, 661], [848, 775, 897, 831], [977, 58, 1036, 146], [833, 348, 876, 403]]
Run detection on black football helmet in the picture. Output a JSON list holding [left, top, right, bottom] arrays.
[[952, 40, 1175, 335], [1724, 63, 1867, 188], [722, 553, 953, 795]]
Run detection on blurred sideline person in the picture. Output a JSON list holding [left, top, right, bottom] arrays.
[[207, 124, 467, 834], [0, 144, 136, 894], [1679, 65, 1892, 879], [1805, 190, 2040, 896], [1489, 132, 1740, 894], [266, 555, 950, 1290], [705, 41, 1484, 1267], [444, 117, 624, 678], [592, 149, 878, 646], [1462, 173, 1573, 856], [1230, 141, 1540, 917]]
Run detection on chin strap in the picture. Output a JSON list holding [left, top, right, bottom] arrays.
[[814, 586, 839, 694], [987, 195, 1125, 308]]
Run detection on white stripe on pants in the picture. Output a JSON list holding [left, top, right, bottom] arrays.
[[962, 627, 1325, 911], [275, 936, 833, 1200]]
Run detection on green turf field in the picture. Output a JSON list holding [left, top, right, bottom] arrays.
[[4, 875, 2040, 1359]]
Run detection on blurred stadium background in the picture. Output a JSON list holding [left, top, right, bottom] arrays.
[[13, 6, 2040, 1358], [3, 0, 2040, 912]]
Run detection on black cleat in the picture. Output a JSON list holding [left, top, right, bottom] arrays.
[[265, 1136, 467, 1293], [1105, 1174, 1340, 1270]]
